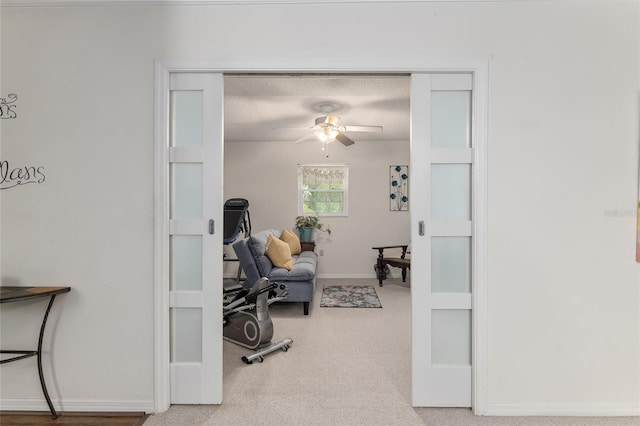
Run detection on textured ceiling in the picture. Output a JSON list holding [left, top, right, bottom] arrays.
[[224, 75, 410, 143]]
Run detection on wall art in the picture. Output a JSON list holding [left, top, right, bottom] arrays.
[[0, 93, 18, 119], [389, 165, 408, 211], [0, 161, 46, 190]]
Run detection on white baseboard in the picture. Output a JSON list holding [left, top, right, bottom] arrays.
[[225, 272, 405, 281], [317, 273, 407, 280], [486, 403, 640, 417], [225, 273, 386, 280], [0, 398, 155, 414], [316, 273, 376, 279]]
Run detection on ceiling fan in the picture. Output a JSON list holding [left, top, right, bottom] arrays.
[[291, 104, 383, 146]]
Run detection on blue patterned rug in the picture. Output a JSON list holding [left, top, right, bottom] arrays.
[[320, 285, 382, 308]]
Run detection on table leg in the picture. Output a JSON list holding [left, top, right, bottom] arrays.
[[37, 295, 58, 419], [376, 259, 384, 286]]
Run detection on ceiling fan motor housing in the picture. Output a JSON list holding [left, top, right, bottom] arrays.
[[315, 115, 341, 127]]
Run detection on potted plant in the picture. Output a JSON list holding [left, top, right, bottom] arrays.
[[295, 215, 331, 242]]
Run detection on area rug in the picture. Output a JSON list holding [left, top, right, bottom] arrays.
[[320, 285, 382, 308]]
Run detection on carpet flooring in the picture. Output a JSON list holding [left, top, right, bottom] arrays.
[[144, 278, 640, 425]]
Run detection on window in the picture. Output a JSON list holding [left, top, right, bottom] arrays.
[[298, 164, 349, 216]]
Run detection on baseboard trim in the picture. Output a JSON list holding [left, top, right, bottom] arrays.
[[486, 403, 640, 417], [226, 273, 406, 283], [0, 398, 155, 414], [316, 273, 376, 279], [225, 273, 386, 280], [316, 273, 408, 280]]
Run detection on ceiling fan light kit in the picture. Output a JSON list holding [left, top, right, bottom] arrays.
[[294, 111, 383, 147], [315, 126, 340, 143]]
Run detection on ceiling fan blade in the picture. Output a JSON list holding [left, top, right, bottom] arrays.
[[343, 125, 383, 133], [315, 116, 328, 126], [335, 132, 355, 146], [293, 132, 318, 144], [273, 125, 314, 131]]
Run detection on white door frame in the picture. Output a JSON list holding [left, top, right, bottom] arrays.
[[154, 58, 489, 414]]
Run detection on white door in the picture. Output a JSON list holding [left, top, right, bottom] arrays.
[[168, 72, 224, 404], [411, 73, 474, 406]]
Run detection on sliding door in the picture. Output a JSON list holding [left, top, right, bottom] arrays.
[[168, 72, 224, 404], [411, 73, 474, 406]]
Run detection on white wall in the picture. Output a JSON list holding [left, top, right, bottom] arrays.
[[223, 139, 410, 278], [0, 0, 638, 416]]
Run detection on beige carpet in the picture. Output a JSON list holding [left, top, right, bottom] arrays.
[[144, 278, 638, 426]]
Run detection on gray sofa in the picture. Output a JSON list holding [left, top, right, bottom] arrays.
[[233, 229, 317, 315]]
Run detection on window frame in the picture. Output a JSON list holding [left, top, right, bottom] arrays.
[[297, 164, 349, 217]]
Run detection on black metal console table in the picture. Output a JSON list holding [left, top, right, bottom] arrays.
[[0, 286, 71, 419]]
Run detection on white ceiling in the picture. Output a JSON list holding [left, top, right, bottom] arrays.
[[223, 74, 410, 143]]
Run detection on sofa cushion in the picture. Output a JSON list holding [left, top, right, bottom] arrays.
[[265, 234, 293, 271], [295, 251, 317, 266], [247, 229, 280, 257], [268, 252, 317, 281], [255, 255, 274, 278], [280, 229, 302, 255], [246, 229, 280, 278]]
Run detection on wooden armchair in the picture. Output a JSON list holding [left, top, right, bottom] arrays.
[[372, 245, 410, 286]]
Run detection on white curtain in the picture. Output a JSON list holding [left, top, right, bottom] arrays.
[[301, 165, 346, 187]]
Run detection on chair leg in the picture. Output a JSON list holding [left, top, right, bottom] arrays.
[[402, 268, 407, 282]]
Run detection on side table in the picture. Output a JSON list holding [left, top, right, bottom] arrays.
[[300, 241, 316, 252], [0, 286, 71, 419]]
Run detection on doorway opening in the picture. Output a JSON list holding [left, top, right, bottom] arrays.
[[221, 72, 413, 408], [154, 63, 487, 414]]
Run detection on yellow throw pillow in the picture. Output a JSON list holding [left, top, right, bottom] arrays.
[[265, 234, 293, 271], [280, 229, 302, 255]]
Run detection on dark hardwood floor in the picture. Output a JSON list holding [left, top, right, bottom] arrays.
[[0, 412, 148, 425]]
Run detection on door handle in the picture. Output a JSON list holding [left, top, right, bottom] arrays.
[[418, 220, 425, 236], [209, 219, 215, 235]]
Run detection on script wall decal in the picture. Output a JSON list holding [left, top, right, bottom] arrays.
[[0, 161, 46, 190], [0, 93, 18, 119], [0, 92, 46, 189]]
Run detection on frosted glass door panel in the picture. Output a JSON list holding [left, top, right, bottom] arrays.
[[171, 236, 203, 291], [432, 309, 471, 365], [432, 164, 471, 220], [171, 91, 203, 147], [167, 72, 223, 404], [432, 237, 471, 293], [432, 91, 471, 148], [171, 308, 203, 363], [411, 73, 475, 407], [171, 164, 203, 219]]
